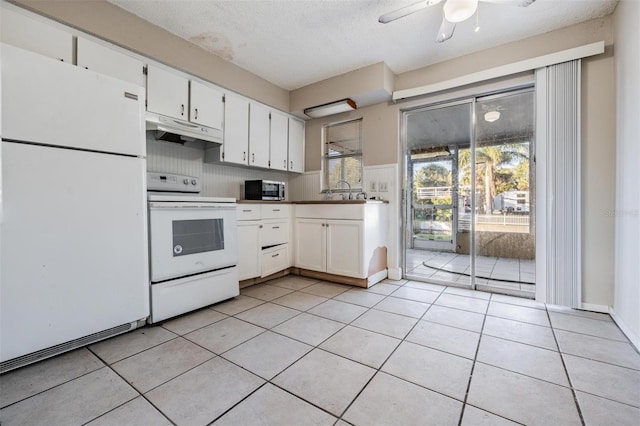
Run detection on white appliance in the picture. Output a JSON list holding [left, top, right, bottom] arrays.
[[147, 172, 239, 323], [0, 44, 149, 372]]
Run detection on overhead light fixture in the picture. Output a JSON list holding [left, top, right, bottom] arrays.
[[443, 0, 478, 23], [484, 111, 501, 122], [411, 146, 451, 159], [304, 98, 357, 118]]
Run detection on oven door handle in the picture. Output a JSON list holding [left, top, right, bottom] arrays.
[[149, 202, 236, 210]]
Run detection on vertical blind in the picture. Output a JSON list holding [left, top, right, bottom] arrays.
[[536, 60, 581, 308]]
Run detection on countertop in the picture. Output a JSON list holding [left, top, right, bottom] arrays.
[[237, 199, 388, 204], [236, 200, 293, 204]]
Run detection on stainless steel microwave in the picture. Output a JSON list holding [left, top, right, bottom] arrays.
[[244, 180, 285, 201]]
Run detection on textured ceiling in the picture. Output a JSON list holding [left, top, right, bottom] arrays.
[[109, 0, 618, 91]]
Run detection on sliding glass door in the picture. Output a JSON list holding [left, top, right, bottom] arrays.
[[403, 88, 535, 297]]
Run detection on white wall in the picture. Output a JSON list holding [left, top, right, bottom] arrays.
[[612, 0, 640, 349]]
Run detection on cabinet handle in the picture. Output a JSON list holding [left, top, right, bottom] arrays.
[[259, 225, 263, 229], [321, 223, 325, 227], [272, 226, 280, 229], [194, 108, 198, 120], [284, 160, 287, 168], [290, 161, 293, 169], [272, 253, 280, 258], [252, 153, 255, 163], [326, 223, 329, 227], [243, 151, 246, 161], [181, 104, 184, 116], [242, 209, 253, 212], [273, 209, 280, 212]]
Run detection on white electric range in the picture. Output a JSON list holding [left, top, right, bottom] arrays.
[[147, 172, 239, 323]]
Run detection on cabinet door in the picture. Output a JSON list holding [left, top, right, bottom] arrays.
[[1, 8, 72, 63], [249, 103, 270, 168], [237, 222, 261, 280], [190, 80, 224, 130], [223, 93, 250, 165], [326, 220, 364, 278], [288, 118, 305, 173], [146, 65, 189, 120], [295, 219, 325, 272], [270, 111, 289, 171], [77, 37, 145, 87]]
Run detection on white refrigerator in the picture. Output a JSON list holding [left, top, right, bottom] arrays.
[[0, 44, 149, 370]]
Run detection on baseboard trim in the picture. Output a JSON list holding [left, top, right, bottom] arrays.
[[388, 267, 402, 280], [239, 269, 291, 288], [609, 308, 640, 352], [579, 302, 609, 313]]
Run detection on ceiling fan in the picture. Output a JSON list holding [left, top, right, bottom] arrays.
[[379, 0, 537, 43]]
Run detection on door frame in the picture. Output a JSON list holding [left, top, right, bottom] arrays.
[[400, 86, 537, 296]]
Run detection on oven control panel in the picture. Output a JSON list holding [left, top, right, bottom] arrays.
[[147, 172, 202, 193]]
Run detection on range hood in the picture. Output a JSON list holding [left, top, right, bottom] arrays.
[[146, 112, 223, 145]]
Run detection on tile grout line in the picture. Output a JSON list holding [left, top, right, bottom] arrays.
[[457, 291, 493, 426], [331, 283, 449, 422], [546, 306, 586, 426], [85, 346, 179, 426]]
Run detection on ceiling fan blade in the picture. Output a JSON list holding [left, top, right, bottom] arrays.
[[378, 0, 444, 24], [479, 0, 536, 6], [435, 17, 456, 43]]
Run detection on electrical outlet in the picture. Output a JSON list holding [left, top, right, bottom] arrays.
[[379, 181, 388, 192], [370, 181, 378, 192]]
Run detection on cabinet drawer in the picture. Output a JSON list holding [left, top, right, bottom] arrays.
[[295, 204, 364, 220], [261, 204, 290, 219], [261, 220, 289, 247], [262, 244, 289, 278], [237, 205, 261, 221]]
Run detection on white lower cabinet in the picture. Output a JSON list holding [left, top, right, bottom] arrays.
[[237, 221, 261, 281], [236, 204, 291, 281], [326, 220, 363, 277], [295, 219, 362, 277], [294, 203, 388, 285], [295, 219, 326, 272]]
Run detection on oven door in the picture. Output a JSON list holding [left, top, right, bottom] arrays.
[[148, 202, 238, 282]]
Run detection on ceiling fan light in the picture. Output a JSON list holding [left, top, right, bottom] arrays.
[[484, 111, 501, 122], [443, 0, 478, 23]]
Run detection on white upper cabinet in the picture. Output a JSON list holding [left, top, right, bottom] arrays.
[[190, 80, 224, 130], [146, 65, 189, 120], [1, 7, 72, 63], [223, 93, 250, 165], [77, 37, 144, 87], [249, 102, 271, 169], [288, 118, 305, 173], [270, 111, 289, 171]]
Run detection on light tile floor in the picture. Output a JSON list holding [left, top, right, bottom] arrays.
[[406, 248, 536, 295], [1, 275, 639, 425]]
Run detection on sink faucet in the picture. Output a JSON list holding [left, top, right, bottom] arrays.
[[335, 180, 352, 200], [325, 188, 333, 200]]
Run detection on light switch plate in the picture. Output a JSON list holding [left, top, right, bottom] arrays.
[[379, 182, 388, 192], [370, 181, 378, 192]]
